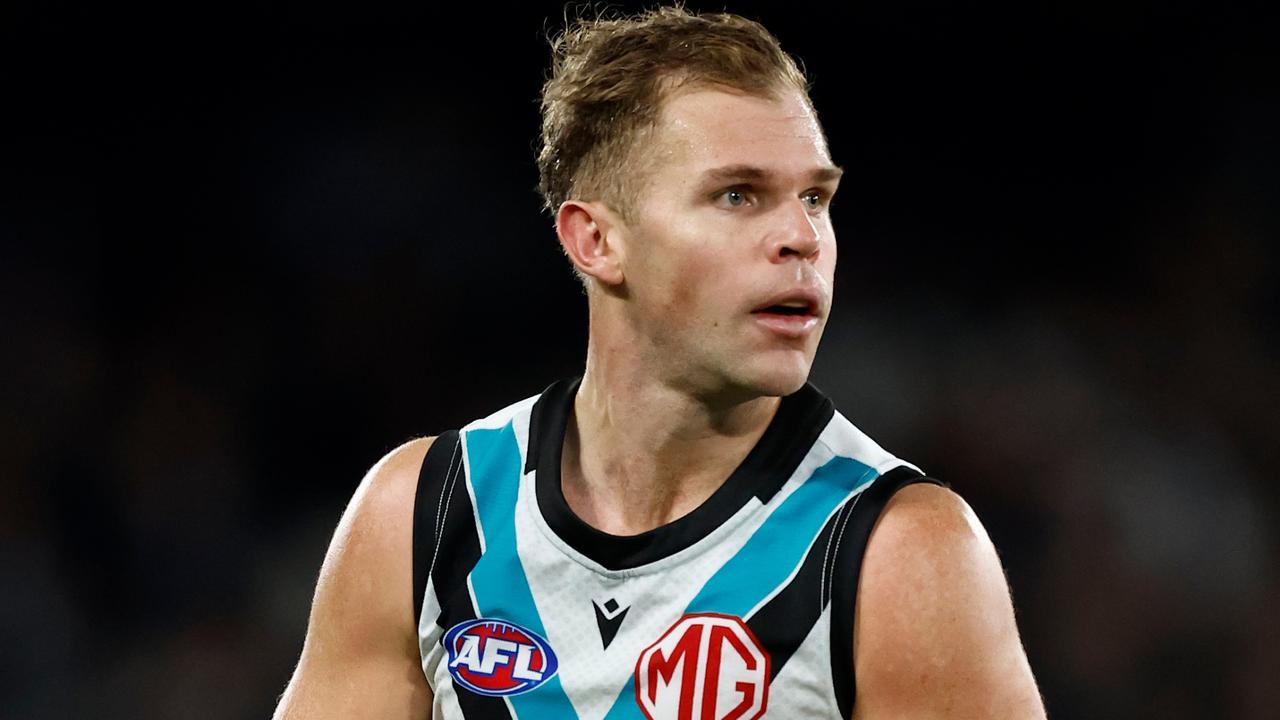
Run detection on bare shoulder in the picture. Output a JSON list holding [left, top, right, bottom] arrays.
[[310, 435, 435, 646], [862, 483, 994, 592], [339, 436, 436, 555], [852, 483, 1046, 719], [272, 436, 436, 720]]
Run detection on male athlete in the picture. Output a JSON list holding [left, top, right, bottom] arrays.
[[274, 8, 1046, 719]]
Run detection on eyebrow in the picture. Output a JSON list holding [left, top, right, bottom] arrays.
[[700, 163, 845, 185]]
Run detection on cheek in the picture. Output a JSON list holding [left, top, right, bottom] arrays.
[[637, 225, 722, 312], [628, 207, 744, 332], [668, 241, 739, 326], [666, 253, 715, 308]]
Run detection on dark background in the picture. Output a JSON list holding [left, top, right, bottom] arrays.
[[3, 1, 1277, 718]]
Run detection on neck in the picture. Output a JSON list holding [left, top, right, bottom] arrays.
[[561, 332, 782, 536]]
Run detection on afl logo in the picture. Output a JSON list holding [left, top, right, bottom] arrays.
[[443, 618, 559, 697], [634, 613, 770, 720]]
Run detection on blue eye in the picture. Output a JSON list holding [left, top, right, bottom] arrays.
[[723, 189, 747, 207]]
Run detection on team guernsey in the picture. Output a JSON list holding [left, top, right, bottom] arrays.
[[412, 378, 938, 719]]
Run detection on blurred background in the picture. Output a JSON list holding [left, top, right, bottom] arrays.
[[2, 1, 1276, 717]]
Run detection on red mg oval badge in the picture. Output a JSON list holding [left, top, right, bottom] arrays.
[[634, 613, 770, 720]]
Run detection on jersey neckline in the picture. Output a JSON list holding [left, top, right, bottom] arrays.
[[526, 376, 835, 571]]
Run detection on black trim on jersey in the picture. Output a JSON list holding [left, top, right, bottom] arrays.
[[829, 466, 945, 720], [527, 377, 836, 571], [414, 430, 465, 621], [412, 430, 515, 719], [745, 485, 862, 681]]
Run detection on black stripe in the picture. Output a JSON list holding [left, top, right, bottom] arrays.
[[411, 430, 514, 719], [413, 430, 463, 621], [745, 494, 858, 680], [829, 466, 944, 719]]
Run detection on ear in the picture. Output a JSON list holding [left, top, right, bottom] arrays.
[[555, 200, 625, 286]]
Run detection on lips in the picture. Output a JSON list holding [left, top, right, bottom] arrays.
[[750, 289, 823, 339], [750, 289, 821, 318]]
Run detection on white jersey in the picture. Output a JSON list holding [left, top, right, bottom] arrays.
[[412, 378, 933, 720]]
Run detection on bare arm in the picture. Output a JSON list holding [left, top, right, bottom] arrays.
[[853, 484, 1046, 719], [273, 438, 436, 720]]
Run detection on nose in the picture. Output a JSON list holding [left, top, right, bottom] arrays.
[[769, 199, 822, 263]]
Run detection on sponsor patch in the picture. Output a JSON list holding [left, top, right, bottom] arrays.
[[634, 613, 770, 720], [444, 618, 559, 697]]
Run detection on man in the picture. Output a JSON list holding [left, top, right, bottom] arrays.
[[274, 7, 1046, 719]]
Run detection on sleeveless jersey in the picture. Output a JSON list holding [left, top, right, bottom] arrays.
[[412, 378, 939, 720]]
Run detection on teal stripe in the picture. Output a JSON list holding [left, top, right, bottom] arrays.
[[603, 455, 879, 720], [686, 455, 877, 615], [465, 423, 579, 718]]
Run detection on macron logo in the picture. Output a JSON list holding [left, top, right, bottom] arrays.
[[593, 598, 630, 650]]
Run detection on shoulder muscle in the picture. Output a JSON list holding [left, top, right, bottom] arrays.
[[273, 436, 436, 720], [852, 483, 1045, 719]]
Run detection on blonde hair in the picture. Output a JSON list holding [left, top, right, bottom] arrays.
[[537, 6, 811, 219]]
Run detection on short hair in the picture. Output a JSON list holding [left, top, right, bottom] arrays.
[[537, 6, 812, 219]]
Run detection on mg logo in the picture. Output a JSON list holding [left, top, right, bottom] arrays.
[[634, 613, 770, 720]]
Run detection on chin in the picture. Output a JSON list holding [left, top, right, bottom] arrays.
[[753, 371, 810, 398], [729, 354, 813, 399]]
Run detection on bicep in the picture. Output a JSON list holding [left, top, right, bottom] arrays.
[[852, 484, 1045, 720], [273, 438, 436, 720]]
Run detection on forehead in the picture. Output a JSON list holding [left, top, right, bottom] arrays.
[[648, 86, 832, 177]]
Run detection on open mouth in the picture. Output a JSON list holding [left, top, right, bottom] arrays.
[[754, 303, 813, 317], [751, 300, 816, 317], [750, 295, 821, 338]]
